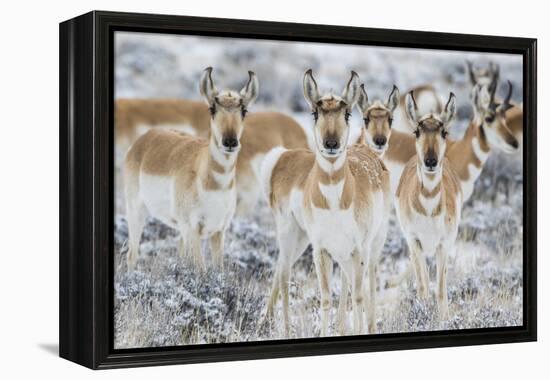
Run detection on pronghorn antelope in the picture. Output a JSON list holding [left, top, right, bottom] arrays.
[[357, 84, 443, 193], [260, 70, 391, 336], [367, 81, 519, 201], [395, 91, 462, 320], [354, 84, 400, 156], [115, 98, 309, 216], [446, 81, 518, 199], [466, 61, 523, 150], [385, 80, 520, 289], [123, 67, 259, 271]]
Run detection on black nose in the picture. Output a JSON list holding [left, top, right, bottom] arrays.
[[424, 157, 438, 168], [510, 139, 519, 149], [324, 139, 339, 150], [373, 135, 387, 147], [222, 136, 238, 149]]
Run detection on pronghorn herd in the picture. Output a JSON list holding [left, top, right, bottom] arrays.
[[119, 61, 522, 336]]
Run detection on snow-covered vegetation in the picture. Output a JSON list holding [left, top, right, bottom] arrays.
[[114, 32, 523, 348]]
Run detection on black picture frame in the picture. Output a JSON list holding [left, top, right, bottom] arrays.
[[59, 10, 537, 369]]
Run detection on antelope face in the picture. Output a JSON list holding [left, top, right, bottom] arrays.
[[200, 67, 259, 154], [356, 85, 400, 155], [472, 81, 518, 154], [466, 61, 499, 94], [303, 69, 360, 158], [406, 91, 457, 174]]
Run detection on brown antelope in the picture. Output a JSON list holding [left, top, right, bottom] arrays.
[[386, 80, 520, 289], [396, 91, 462, 320], [260, 70, 391, 336], [354, 84, 400, 156], [123, 67, 259, 271], [466, 61, 523, 150], [115, 99, 309, 216]]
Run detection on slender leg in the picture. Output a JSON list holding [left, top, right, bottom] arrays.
[[409, 239, 429, 299], [366, 256, 377, 333], [269, 216, 308, 338], [351, 252, 365, 335], [209, 230, 225, 270], [313, 248, 332, 337], [436, 245, 449, 320], [366, 224, 386, 334], [183, 226, 204, 270], [124, 168, 147, 272], [335, 272, 349, 335], [125, 201, 147, 272]]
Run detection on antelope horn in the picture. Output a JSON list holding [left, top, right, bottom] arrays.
[[503, 80, 513, 107]]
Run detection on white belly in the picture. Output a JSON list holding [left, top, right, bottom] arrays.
[[139, 173, 177, 227], [306, 206, 362, 262]]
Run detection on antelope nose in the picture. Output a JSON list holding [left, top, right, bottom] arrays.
[[222, 136, 238, 148], [324, 139, 339, 150], [373, 136, 387, 147], [424, 157, 438, 169]]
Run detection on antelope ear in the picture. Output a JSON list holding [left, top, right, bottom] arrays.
[[405, 91, 419, 127], [199, 67, 218, 105], [466, 60, 477, 87], [386, 85, 400, 113], [303, 69, 321, 109], [342, 70, 360, 106], [240, 71, 259, 107], [441, 92, 457, 126], [356, 84, 370, 113]]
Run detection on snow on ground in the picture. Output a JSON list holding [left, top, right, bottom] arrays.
[[113, 32, 523, 348]]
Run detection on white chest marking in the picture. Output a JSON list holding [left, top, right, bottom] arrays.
[[318, 180, 345, 209], [196, 181, 236, 236], [419, 193, 441, 214], [212, 168, 235, 188]]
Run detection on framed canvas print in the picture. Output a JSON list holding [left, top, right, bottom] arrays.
[[59, 11, 537, 369]]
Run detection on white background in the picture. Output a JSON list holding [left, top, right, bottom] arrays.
[[0, 0, 546, 378]]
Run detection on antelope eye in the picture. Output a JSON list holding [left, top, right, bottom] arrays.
[[441, 130, 448, 139], [363, 117, 370, 126], [312, 110, 319, 122], [414, 129, 420, 138], [345, 111, 351, 123], [241, 107, 248, 118], [208, 105, 216, 117], [388, 117, 393, 128], [485, 115, 495, 123]]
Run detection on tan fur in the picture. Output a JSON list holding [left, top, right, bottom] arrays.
[[115, 98, 210, 146], [262, 71, 391, 336], [397, 157, 461, 220], [126, 129, 235, 191], [445, 121, 490, 181], [506, 105, 523, 140], [116, 98, 309, 215]]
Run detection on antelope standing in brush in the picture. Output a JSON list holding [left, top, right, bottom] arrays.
[[395, 91, 462, 319], [261, 70, 391, 336], [123, 67, 259, 271], [116, 99, 309, 216], [386, 79, 520, 289]]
